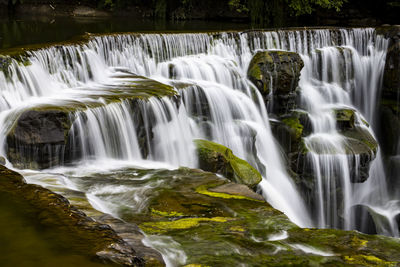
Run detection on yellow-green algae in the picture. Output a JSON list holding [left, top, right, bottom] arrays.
[[344, 255, 396, 266], [150, 208, 185, 217], [282, 116, 304, 140], [229, 226, 246, 232], [184, 264, 210, 267], [140, 217, 234, 234], [351, 236, 368, 248], [195, 184, 263, 202]]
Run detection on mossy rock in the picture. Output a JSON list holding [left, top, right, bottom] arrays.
[[247, 50, 304, 116], [247, 50, 304, 95], [80, 166, 400, 266], [5, 75, 177, 169], [333, 108, 356, 130], [281, 115, 304, 142], [38, 163, 400, 266], [193, 139, 262, 189]]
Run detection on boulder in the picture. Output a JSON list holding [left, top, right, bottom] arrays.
[[6, 109, 73, 169], [270, 110, 311, 155], [247, 50, 304, 116], [194, 139, 262, 190], [333, 108, 356, 130]]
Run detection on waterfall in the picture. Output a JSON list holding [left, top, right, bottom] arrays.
[[0, 28, 396, 235]]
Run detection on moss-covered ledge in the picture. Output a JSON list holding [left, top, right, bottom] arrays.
[[5, 74, 177, 169], [193, 139, 262, 190], [0, 164, 147, 266]]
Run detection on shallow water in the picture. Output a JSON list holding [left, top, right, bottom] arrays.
[[0, 193, 109, 267]]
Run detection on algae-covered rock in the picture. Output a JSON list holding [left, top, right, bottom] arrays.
[[75, 166, 400, 266], [334, 108, 356, 130], [0, 165, 145, 266], [194, 139, 262, 189], [247, 50, 304, 116], [5, 75, 177, 169], [273, 110, 311, 153]]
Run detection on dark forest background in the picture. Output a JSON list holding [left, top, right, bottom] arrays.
[[0, 0, 399, 27]]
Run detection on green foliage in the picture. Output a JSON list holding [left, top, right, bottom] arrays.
[[228, 0, 346, 17], [287, 0, 346, 15], [228, 0, 249, 13], [103, 0, 114, 9], [154, 0, 167, 18]]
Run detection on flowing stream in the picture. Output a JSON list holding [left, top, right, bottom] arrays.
[[0, 27, 398, 263]]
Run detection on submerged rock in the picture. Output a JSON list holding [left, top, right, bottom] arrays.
[[194, 139, 262, 189], [0, 165, 146, 266], [247, 50, 304, 116]]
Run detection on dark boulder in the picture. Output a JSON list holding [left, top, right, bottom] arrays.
[[6, 109, 73, 169], [247, 50, 304, 116]]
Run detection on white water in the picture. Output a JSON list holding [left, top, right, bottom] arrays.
[[0, 28, 397, 242]]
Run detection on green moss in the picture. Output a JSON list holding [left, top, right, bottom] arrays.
[[299, 139, 309, 154], [194, 139, 262, 188], [140, 217, 233, 234], [351, 236, 368, 248], [343, 255, 396, 266], [333, 108, 355, 129], [195, 184, 263, 202], [150, 208, 185, 217], [282, 117, 303, 140]]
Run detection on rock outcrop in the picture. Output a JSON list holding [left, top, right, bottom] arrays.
[[247, 50, 303, 116], [5, 75, 177, 169], [247, 51, 378, 185], [194, 139, 262, 190], [6, 109, 73, 169]]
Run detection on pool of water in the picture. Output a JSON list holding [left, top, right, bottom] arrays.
[[0, 193, 109, 267]]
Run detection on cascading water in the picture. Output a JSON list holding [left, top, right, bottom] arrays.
[[0, 28, 397, 244]]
